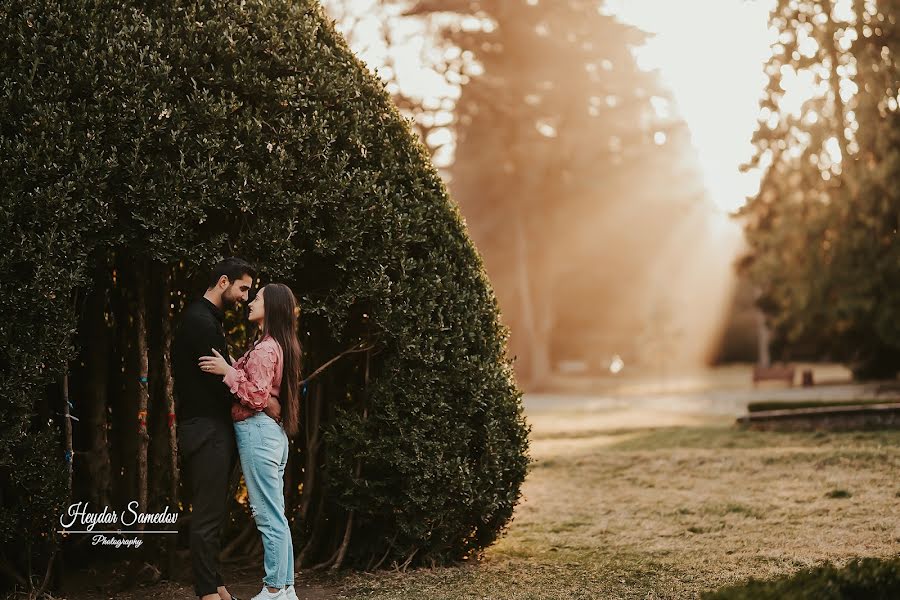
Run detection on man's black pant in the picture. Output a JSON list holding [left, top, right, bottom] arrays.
[[178, 416, 237, 597]]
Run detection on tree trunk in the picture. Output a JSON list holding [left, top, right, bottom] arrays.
[[296, 483, 327, 567], [136, 270, 150, 524], [514, 211, 552, 386], [331, 350, 370, 571], [296, 382, 325, 565], [63, 374, 73, 494], [159, 269, 180, 573], [82, 277, 112, 509], [298, 382, 322, 525], [301, 372, 343, 568], [533, 281, 555, 384], [112, 261, 138, 508], [756, 308, 771, 368]]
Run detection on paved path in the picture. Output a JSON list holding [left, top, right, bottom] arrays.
[[525, 381, 899, 419], [525, 367, 899, 437]]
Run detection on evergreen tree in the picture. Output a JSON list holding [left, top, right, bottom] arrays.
[[413, 0, 710, 384]]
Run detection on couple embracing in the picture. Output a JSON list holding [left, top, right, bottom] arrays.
[[172, 257, 302, 600]]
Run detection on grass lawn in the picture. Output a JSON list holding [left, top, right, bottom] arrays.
[[49, 384, 900, 600], [329, 412, 900, 599]]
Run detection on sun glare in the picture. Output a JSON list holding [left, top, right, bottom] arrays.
[[331, 0, 827, 214], [323, 0, 475, 167], [604, 0, 819, 213]]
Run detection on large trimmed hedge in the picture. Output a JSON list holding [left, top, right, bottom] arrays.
[[0, 0, 529, 586]]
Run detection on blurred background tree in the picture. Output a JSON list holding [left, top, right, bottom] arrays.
[[738, 0, 900, 379], [402, 0, 721, 387], [322, 0, 473, 164]]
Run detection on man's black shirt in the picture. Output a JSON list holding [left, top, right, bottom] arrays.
[[172, 298, 233, 423]]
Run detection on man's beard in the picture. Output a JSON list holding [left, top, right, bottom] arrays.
[[222, 290, 239, 309]]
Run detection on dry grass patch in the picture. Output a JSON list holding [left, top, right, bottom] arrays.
[[334, 419, 900, 599]]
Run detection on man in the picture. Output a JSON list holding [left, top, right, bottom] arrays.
[[173, 257, 255, 600]]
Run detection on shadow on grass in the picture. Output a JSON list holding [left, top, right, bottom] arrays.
[[702, 557, 900, 600]]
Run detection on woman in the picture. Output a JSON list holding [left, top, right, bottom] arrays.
[[199, 283, 302, 600]]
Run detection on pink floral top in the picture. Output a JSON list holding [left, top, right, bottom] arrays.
[[223, 335, 283, 423]]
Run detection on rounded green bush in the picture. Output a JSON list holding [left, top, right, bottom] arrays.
[[703, 557, 900, 600], [1, 0, 529, 576]]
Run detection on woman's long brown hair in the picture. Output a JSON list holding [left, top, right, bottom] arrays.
[[258, 283, 302, 437]]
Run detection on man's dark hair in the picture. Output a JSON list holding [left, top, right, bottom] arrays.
[[207, 257, 257, 288]]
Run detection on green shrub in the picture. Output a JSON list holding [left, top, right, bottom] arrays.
[[703, 557, 900, 600], [1, 0, 103, 575], [825, 489, 852, 499], [1, 0, 529, 582]]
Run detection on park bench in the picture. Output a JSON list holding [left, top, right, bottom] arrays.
[[752, 363, 795, 386]]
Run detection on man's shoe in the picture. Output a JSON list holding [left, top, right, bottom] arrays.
[[250, 586, 285, 600], [285, 585, 299, 600]]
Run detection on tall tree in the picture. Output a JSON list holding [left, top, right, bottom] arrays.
[[322, 0, 473, 162], [739, 0, 900, 378], [413, 0, 709, 385]]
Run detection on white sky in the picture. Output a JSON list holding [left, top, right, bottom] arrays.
[[331, 0, 802, 213], [604, 0, 777, 212]]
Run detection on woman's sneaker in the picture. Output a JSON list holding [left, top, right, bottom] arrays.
[[250, 586, 285, 600], [285, 585, 299, 600]]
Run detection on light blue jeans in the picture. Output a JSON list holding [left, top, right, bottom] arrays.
[[234, 412, 294, 588]]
